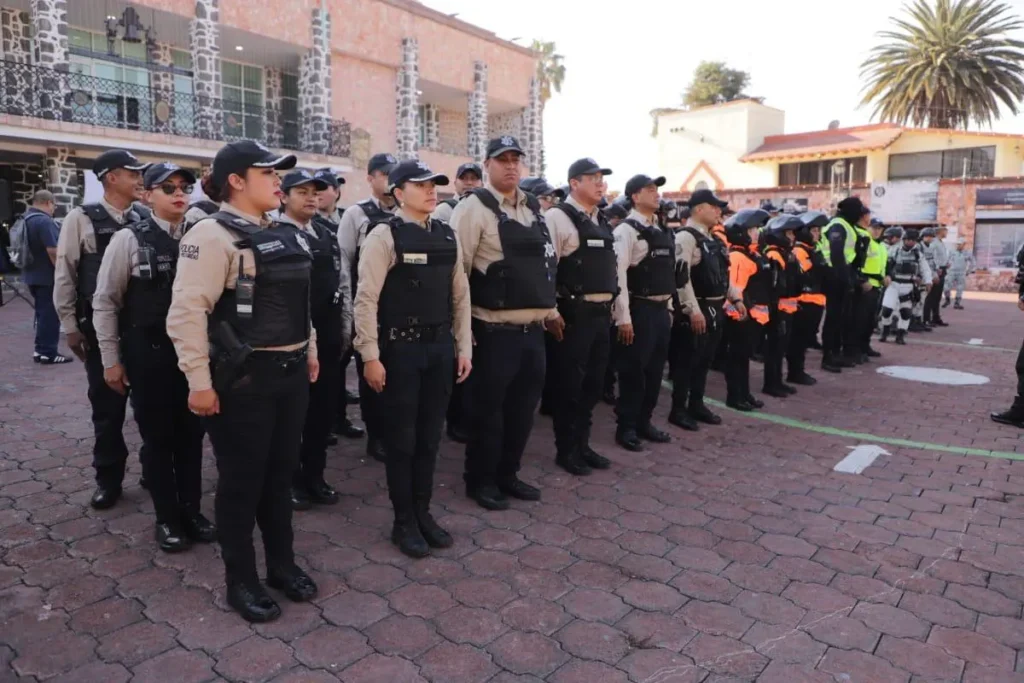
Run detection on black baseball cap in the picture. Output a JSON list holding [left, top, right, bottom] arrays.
[[143, 162, 196, 189], [624, 174, 666, 198], [456, 162, 483, 180], [687, 189, 728, 209], [568, 158, 612, 181], [368, 153, 398, 175], [93, 149, 148, 180], [211, 140, 296, 187], [520, 177, 564, 198], [486, 135, 525, 158], [314, 167, 345, 189], [388, 160, 449, 192], [281, 169, 329, 192]]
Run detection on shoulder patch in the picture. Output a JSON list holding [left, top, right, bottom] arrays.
[[179, 243, 200, 260]]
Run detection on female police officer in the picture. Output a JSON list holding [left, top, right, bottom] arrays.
[[167, 140, 319, 622], [354, 159, 472, 558]]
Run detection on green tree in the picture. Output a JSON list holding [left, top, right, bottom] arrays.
[[531, 39, 565, 175], [861, 0, 1024, 129], [683, 61, 751, 108]]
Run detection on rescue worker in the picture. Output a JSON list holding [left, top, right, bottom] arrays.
[[669, 189, 745, 431], [788, 212, 834, 379], [275, 170, 352, 510], [543, 159, 621, 474], [337, 153, 399, 462], [450, 136, 556, 510], [612, 174, 684, 449], [92, 163, 212, 553], [167, 139, 318, 622], [761, 214, 802, 397], [432, 162, 483, 224], [854, 218, 889, 361], [991, 243, 1024, 428], [820, 197, 871, 368], [55, 149, 148, 510], [879, 228, 932, 345], [354, 159, 472, 557], [944, 238, 975, 309], [723, 209, 771, 411], [922, 226, 949, 327]]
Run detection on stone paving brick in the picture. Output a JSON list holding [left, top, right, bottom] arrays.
[[500, 597, 572, 635], [678, 600, 754, 639], [742, 622, 826, 665], [817, 649, 911, 683], [554, 620, 629, 664], [927, 626, 1016, 670], [850, 602, 930, 639], [731, 590, 806, 627], [487, 631, 569, 677], [95, 621, 177, 667], [130, 649, 217, 683], [683, 633, 769, 678], [945, 583, 1022, 617], [803, 613, 881, 652], [616, 649, 703, 683], [339, 654, 424, 683], [876, 635, 965, 681], [291, 626, 371, 672], [418, 641, 497, 683], [615, 611, 697, 652]]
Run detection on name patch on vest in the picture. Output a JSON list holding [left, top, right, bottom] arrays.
[[651, 248, 671, 257], [586, 239, 605, 248], [255, 240, 285, 254], [179, 244, 200, 260], [403, 253, 428, 265]]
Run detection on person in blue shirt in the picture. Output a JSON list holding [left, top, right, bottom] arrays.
[[21, 190, 72, 364]]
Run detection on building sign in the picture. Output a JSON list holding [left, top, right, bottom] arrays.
[[976, 187, 1024, 206], [779, 197, 808, 213], [870, 180, 938, 223]]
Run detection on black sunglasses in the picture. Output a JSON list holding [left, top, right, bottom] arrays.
[[155, 183, 194, 195]]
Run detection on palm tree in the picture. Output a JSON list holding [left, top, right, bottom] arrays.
[[861, 0, 1024, 129], [530, 40, 565, 174]]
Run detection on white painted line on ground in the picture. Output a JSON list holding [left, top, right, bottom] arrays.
[[876, 366, 990, 385], [834, 444, 891, 474], [967, 338, 984, 345]]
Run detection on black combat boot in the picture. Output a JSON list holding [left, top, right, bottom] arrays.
[[895, 330, 907, 345], [391, 511, 430, 558], [879, 325, 890, 343], [414, 497, 453, 549], [992, 401, 1024, 428]]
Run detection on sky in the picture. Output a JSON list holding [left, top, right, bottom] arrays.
[[422, 0, 1024, 193]]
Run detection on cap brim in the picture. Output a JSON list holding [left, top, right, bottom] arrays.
[[488, 146, 525, 158], [651, 176, 666, 187], [285, 178, 330, 191], [550, 188, 566, 199], [408, 172, 450, 186], [458, 169, 483, 179], [147, 167, 197, 188], [252, 153, 298, 171]]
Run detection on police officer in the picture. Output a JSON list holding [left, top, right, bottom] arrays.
[[854, 218, 889, 361], [186, 170, 220, 226], [605, 197, 629, 228], [883, 225, 904, 247], [337, 153, 398, 461], [761, 214, 802, 397], [542, 158, 621, 474], [432, 162, 483, 224], [314, 167, 346, 227], [723, 209, 771, 411], [354, 159, 472, 556], [944, 238, 975, 309], [275, 170, 352, 510], [670, 189, 744, 431], [92, 163, 212, 552], [54, 149, 148, 509], [520, 177, 566, 213], [879, 228, 933, 345], [167, 140, 318, 622], [602, 195, 631, 404], [789, 212, 833, 379], [451, 136, 556, 510], [992, 244, 1024, 428], [612, 174, 681, 449], [820, 197, 871, 368]]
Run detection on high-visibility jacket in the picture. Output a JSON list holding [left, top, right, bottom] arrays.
[[861, 233, 888, 288], [818, 216, 858, 267]]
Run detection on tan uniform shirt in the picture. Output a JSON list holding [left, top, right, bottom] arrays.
[[337, 196, 394, 268], [318, 208, 343, 227], [92, 215, 186, 369], [277, 212, 354, 348], [449, 183, 558, 325], [430, 199, 456, 224], [53, 197, 137, 334], [544, 195, 616, 304], [353, 209, 472, 363], [612, 210, 674, 326], [184, 204, 214, 228], [675, 218, 742, 315], [166, 203, 317, 393]]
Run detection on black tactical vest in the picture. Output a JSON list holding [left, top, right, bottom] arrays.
[[312, 212, 340, 236], [301, 218, 344, 342], [209, 212, 313, 348], [377, 217, 457, 329], [793, 243, 825, 295], [190, 199, 219, 216], [353, 200, 393, 296], [763, 246, 801, 301], [121, 218, 180, 332], [77, 203, 139, 320], [468, 188, 557, 311], [441, 198, 458, 209], [892, 247, 922, 281], [624, 218, 679, 297], [551, 203, 618, 299], [730, 247, 772, 307], [682, 226, 728, 298]]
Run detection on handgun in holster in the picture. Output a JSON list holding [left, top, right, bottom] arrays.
[[212, 321, 253, 394]]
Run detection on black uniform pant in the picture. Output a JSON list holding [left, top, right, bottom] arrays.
[[1013, 337, 1024, 409], [336, 345, 353, 426], [725, 318, 758, 402], [123, 333, 204, 525], [551, 300, 612, 455], [539, 332, 558, 414], [355, 353, 384, 440], [764, 310, 793, 389], [299, 337, 341, 486], [822, 281, 850, 356], [604, 325, 618, 397], [671, 298, 725, 413], [206, 353, 309, 586], [616, 298, 671, 431], [380, 334, 454, 515], [856, 287, 882, 352], [464, 321, 545, 492], [924, 271, 946, 323], [446, 375, 466, 432], [84, 326, 131, 488], [787, 302, 824, 378]]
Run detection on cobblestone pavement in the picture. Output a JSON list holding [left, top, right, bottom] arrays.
[[1, 294, 1023, 683]]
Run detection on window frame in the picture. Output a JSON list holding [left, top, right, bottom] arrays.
[[777, 156, 866, 187], [973, 220, 1024, 270], [888, 145, 997, 181], [221, 58, 265, 140]]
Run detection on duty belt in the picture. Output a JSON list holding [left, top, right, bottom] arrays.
[[384, 323, 450, 343], [473, 319, 544, 334], [558, 298, 613, 311], [247, 348, 308, 372]]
